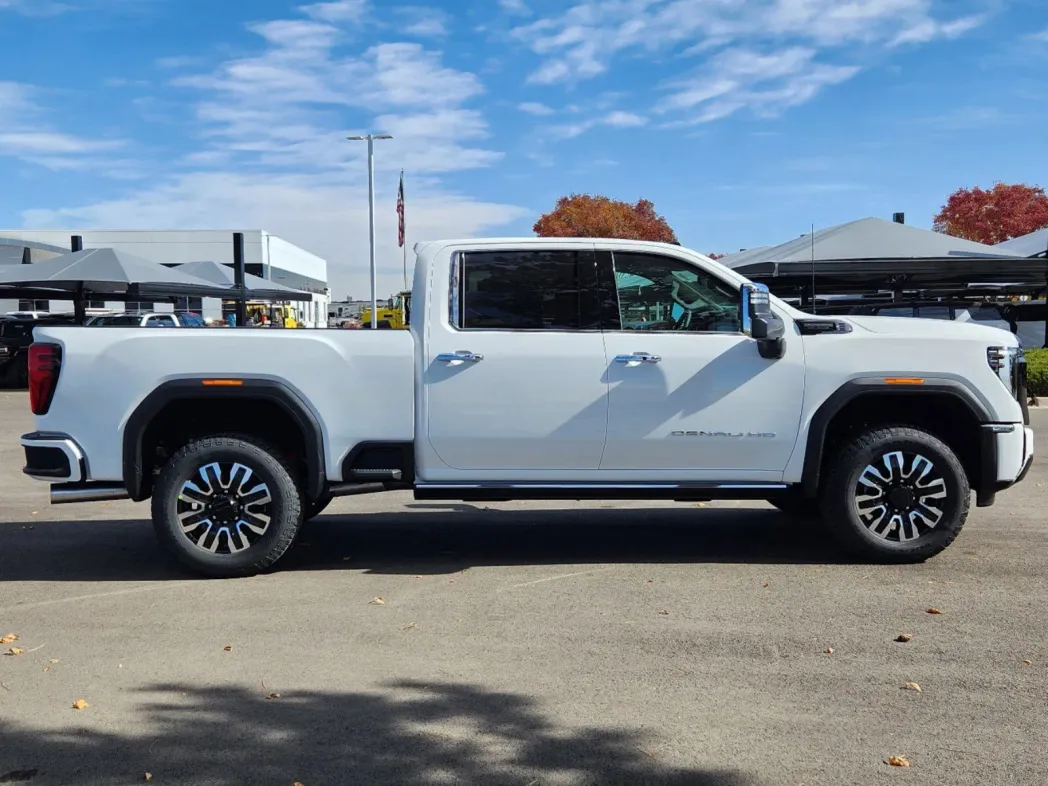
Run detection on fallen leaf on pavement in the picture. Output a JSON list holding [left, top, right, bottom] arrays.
[[72, 699, 89, 710], [1022, 659, 1032, 665], [43, 667, 50, 673], [369, 597, 385, 605], [266, 693, 281, 700], [926, 608, 944, 615], [31, 511, 38, 516], [6, 647, 24, 656], [886, 756, 911, 767], [49, 659, 59, 664], [403, 622, 418, 630], [657, 609, 669, 616], [145, 774, 153, 782], [763, 583, 770, 588], [293, 782, 305, 786], [0, 634, 17, 645], [902, 682, 922, 692], [824, 648, 834, 655], [223, 646, 233, 652], [414, 575, 424, 579], [895, 634, 914, 643]]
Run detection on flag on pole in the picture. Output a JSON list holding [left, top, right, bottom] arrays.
[[397, 169, 405, 248]]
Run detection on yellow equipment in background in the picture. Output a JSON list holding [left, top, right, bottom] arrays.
[[360, 291, 410, 329], [243, 303, 299, 328]]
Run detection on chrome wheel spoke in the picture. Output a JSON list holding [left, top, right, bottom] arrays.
[[853, 449, 948, 544], [177, 461, 273, 556]]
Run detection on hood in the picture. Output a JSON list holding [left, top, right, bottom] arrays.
[[844, 315, 1018, 346]]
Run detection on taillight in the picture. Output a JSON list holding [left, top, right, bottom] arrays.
[[28, 343, 62, 416]]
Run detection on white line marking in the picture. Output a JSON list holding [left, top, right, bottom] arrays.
[[506, 567, 613, 590], [0, 582, 198, 614]]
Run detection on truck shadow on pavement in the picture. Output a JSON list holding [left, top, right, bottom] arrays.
[[0, 507, 845, 582], [0, 680, 756, 786]]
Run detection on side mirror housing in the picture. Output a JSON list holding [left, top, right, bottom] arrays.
[[740, 283, 786, 359]]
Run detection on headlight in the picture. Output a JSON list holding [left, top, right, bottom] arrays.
[[987, 345, 1025, 400]]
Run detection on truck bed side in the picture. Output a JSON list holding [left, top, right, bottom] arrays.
[[31, 326, 415, 483]]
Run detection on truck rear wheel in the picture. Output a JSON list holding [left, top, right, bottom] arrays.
[[820, 426, 970, 563], [151, 434, 303, 578]]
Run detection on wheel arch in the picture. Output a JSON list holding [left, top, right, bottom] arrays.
[[801, 378, 993, 500], [123, 378, 326, 502]]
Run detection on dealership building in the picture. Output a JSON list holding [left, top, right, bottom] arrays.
[[0, 229, 330, 326]]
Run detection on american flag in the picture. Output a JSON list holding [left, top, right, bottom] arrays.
[[396, 169, 405, 248]]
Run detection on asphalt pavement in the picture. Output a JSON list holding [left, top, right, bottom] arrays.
[[0, 390, 1046, 786]]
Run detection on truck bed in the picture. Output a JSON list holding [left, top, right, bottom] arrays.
[[31, 326, 415, 483]]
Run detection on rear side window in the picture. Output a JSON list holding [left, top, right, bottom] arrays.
[[457, 250, 593, 330]]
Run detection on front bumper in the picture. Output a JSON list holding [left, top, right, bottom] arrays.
[[977, 424, 1034, 507], [21, 432, 86, 483]]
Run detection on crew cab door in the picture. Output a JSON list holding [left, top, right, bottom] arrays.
[[598, 249, 805, 480], [421, 246, 609, 476]]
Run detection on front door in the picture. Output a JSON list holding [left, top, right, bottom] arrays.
[[599, 249, 805, 480], [423, 246, 609, 477]]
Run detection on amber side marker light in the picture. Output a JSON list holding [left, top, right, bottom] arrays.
[[884, 378, 925, 385], [202, 379, 244, 387]]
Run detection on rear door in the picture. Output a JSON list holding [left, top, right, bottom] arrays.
[[422, 246, 609, 475]]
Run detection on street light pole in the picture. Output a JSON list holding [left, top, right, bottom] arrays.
[[347, 133, 393, 329]]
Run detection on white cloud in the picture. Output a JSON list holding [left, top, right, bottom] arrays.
[[658, 46, 859, 124], [603, 110, 647, 127], [499, 0, 530, 15], [513, 0, 989, 121], [0, 81, 129, 171], [518, 101, 555, 115], [547, 110, 649, 139], [300, 0, 368, 24], [22, 172, 528, 297], [399, 6, 450, 37], [13, 3, 525, 297]]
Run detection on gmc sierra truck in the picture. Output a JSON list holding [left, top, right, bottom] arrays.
[[21, 238, 1033, 577]]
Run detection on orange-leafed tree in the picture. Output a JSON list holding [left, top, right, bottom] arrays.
[[933, 182, 1048, 245], [533, 194, 678, 243]]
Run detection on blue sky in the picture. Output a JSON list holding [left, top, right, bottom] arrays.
[[1, 0, 1046, 297]]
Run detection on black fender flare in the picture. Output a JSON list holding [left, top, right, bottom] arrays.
[[800, 377, 993, 498], [122, 378, 326, 502]]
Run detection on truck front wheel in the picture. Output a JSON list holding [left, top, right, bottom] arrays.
[[820, 426, 970, 563], [151, 434, 304, 578]]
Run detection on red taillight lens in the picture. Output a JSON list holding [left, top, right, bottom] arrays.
[[28, 343, 62, 416]]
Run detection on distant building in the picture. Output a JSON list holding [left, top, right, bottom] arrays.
[[0, 229, 330, 327]]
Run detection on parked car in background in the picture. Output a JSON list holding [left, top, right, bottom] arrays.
[[87, 312, 205, 327], [1, 315, 76, 388]]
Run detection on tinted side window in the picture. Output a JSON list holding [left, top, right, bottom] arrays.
[[460, 250, 585, 330], [611, 252, 740, 333]]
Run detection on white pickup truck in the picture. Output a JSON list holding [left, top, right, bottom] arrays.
[[21, 238, 1033, 577]]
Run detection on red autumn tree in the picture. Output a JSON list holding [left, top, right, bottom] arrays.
[[707, 252, 725, 260], [933, 182, 1048, 245], [533, 194, 678, 243]]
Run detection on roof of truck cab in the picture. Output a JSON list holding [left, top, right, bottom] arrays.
[[417, 238, 707, 254]]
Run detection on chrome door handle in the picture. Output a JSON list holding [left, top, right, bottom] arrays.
[[436, 350, 484, 364], [614, 352, 661, 365]]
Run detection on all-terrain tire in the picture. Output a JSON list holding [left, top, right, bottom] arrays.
[[151, 434, 304, 578], [820, 425, 970, 563]]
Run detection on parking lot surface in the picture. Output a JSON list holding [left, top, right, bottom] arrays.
[[1, 390, 1046, 786]]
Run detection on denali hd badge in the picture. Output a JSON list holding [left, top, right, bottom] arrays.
[[671, 430, 776, 438]]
